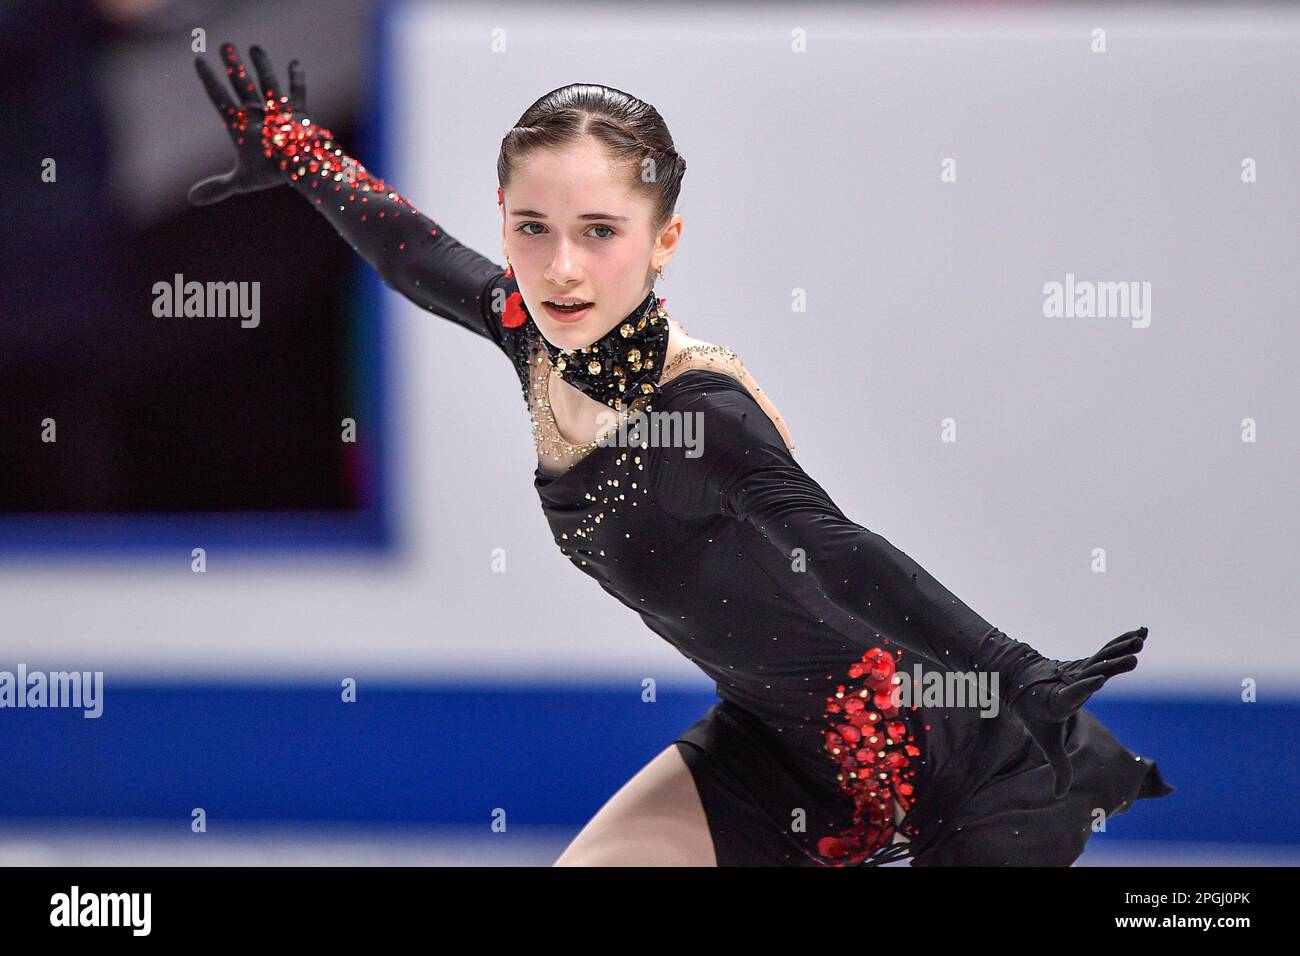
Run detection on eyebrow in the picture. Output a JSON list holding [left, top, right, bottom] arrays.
[[510, 208, 630, 221]]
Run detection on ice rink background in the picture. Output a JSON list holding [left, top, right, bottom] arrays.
[[2, 1, 1297, 865]]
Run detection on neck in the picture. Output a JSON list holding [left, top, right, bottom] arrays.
[[536, 285, 669, 412]]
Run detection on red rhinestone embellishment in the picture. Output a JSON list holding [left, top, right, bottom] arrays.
[[811, 646, 922, 865]]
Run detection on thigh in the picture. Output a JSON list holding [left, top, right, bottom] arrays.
[[553, 742, 717, 867]]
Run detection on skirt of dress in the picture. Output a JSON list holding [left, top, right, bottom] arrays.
[[674, 697, 1174, 867]]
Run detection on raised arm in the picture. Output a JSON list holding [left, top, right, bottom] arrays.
[[189, 42, 518, 354], [649, 371, 1150, 799]]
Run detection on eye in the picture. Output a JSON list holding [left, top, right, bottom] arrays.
[[514, 222, 617, 240]]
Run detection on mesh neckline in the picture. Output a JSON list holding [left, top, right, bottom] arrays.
[[530, 340, 751, 478]]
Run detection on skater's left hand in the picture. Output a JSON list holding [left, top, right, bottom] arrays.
[[1008, 627, 1149, 799]]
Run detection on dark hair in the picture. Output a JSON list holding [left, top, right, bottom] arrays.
[[497, 83, 686, 234]]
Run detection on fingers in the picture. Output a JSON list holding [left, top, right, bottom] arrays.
[[248, 45, 281, 103], [1079, 654, 1139, 682], [188, 170, 239, 207], [1029, 722, 1073, 799], [1052, 760, 1073, 799], [1084, 631, 1147, 667], [1041, 725, 1074, 798], [1086, 637, 1145, 668], [288, 59, 307, 110], [220, 42, 262, 106], [195, 56, 237, 116], [1055, 674, 1105, 715], [1100, 630, 1146, 655]]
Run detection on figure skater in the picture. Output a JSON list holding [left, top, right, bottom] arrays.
[[190, 43, 1173, 866]]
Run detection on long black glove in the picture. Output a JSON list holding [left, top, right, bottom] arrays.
[[190, 42, 511, 341], [650, 372, 1152, 799], [971, 626, 1147, 797], [189, 42, 304, 205]]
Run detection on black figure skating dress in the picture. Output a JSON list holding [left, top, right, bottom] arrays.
[[193, 44, 1174, 865], [478, 292, 1172, 867]]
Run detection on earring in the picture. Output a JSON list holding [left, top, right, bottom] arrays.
[[499, 185, 514, 278], [655, 262, 665, 279]]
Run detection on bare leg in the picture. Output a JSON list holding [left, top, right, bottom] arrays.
[[553, 743, 717, 866]]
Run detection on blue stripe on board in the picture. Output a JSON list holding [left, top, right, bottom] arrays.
[[0, 685, 1290, 843]]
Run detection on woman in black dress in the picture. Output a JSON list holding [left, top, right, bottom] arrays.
[[191, 44, 1173, 866]]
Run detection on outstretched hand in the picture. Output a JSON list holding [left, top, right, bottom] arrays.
[[190, 42, 308, 206], [1008, 626, 1149, 799]]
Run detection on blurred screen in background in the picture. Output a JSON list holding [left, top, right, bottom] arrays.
[[0, 0, 376, 536]]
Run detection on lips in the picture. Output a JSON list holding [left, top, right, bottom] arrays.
[[542, 300, 594, 323]]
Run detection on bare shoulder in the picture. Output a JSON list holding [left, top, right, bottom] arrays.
[[658, 320, 796, 453]]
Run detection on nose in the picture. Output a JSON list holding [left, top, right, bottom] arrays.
[[543, 236, 583, 285]]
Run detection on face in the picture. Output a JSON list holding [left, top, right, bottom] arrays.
[[501, 138, 682, 351]]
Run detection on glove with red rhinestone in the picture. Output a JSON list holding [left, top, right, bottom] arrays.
[[189, 42, 310, 204], [190, 42, 511, 328]]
